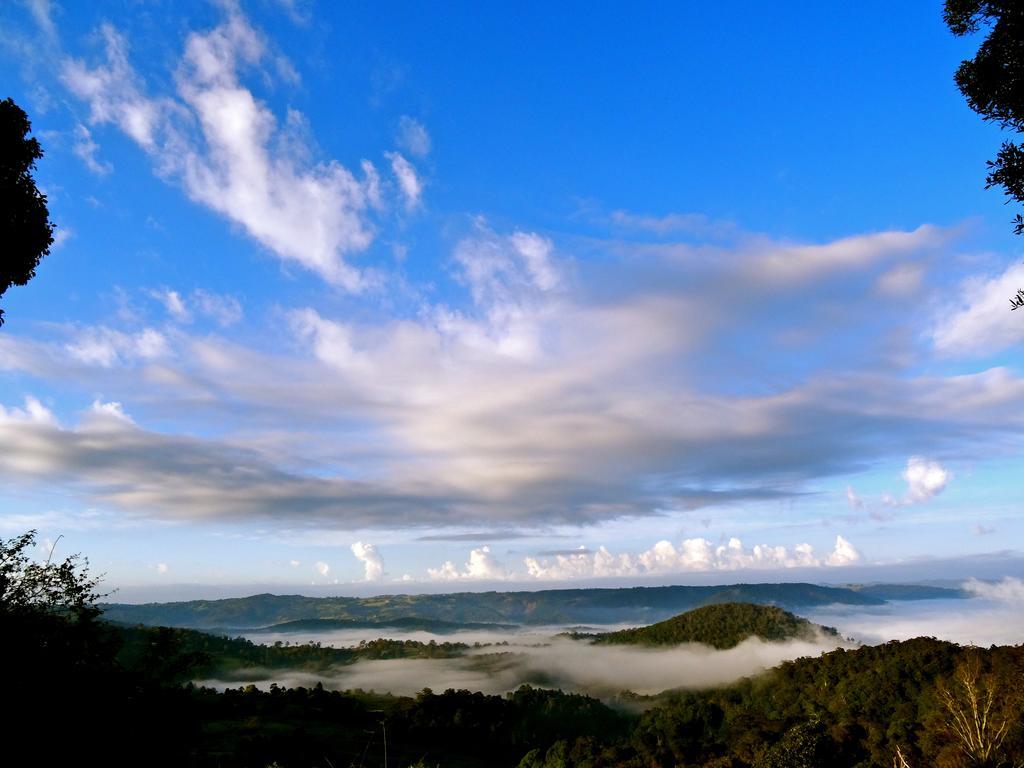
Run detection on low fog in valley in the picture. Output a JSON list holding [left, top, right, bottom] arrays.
[[198, 632, 848, 698], [196, 579, 1024, 698]]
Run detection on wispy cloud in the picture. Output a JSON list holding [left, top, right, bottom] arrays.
[[396, 115, 431, 158], [386, 151, 422, 209], [61, 8, 389, 289], [71, 123, 111, 174]]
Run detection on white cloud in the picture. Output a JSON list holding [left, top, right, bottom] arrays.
[[453, 224, 560, 304], [510, 231, 559, 291], [90, 399, 134, 425], [51, 228, 73, 249], [932, 262, 1024, 356], [152, 289, 190, 322], [736, 225, 947, 287], [875, 262, 924, 297], [289, 559, 301, 568], [350, 541, 384, 581], [272, 0, 312, 25], [901, 456, 950, 503], [274, 54, 301, 86], [192, 289, 243, 326], [396, 115, 431, 157], [27, 0, 57, 40], [155, 562, 169, 574], [0, 396, 57, 426], [963, 576, 1024, 602], [314, 561, 330, 576], [844, 485, 864, 509], [825, 535, 861, 566], [610, 209, 736, 239], [61, 24, 163, 148], [149, 288, 243, 326], [62, 11, 381, 289], [427, 546, 508, 581], [386, 151, 422, 209], [65, 326, 169, 367], [72, 123, 112, 175], [288, 308, 368, 373]]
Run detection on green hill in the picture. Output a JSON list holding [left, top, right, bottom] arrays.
[[585, 603, 836, 649]]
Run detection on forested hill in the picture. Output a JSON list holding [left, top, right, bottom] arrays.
[[98, 581, 960, 629], [580, 603, 836, 649]]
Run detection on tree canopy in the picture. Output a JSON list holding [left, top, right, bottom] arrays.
[[0, 96, 54, 327], [944, 1, 1024, 235]]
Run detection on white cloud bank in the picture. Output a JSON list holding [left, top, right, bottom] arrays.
[[425, 535, 861, 582], [809, 583, 1024, 647], [963, 576, 1024, 602]]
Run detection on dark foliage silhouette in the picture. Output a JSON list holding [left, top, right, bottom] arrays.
[[945, 4, 1024, 238], [0, 97, 54, 326]]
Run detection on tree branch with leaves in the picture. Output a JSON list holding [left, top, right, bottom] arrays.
[[0, 97, 54, 327]]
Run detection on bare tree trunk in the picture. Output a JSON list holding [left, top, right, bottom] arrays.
[[939, 651, 1011, 767]]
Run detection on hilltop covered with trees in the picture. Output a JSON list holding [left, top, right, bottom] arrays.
[[574, 603, 836, 649]]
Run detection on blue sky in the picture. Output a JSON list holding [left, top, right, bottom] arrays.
[[1, 0, 1023, 598]]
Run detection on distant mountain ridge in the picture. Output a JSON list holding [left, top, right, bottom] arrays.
[[99, 581, 962, 629], [248, 617, 517, 634]]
